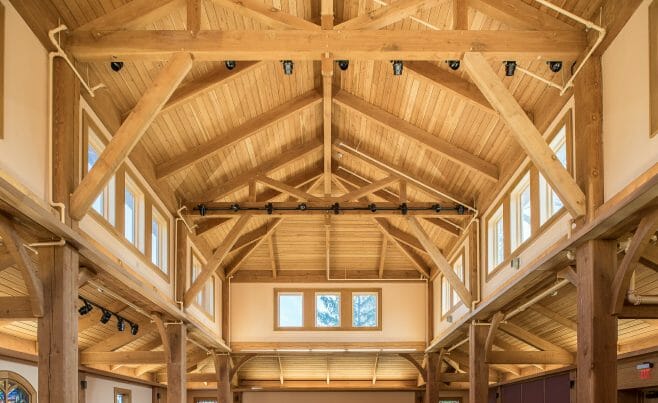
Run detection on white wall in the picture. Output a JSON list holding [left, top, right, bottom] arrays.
[[231, 283, 426, 343], [0, 358, 38, 389], [602, 0, 658, 200], [242, 391, 415, 403], [85, 375, 153, 403], [0, 0, 49, 200]]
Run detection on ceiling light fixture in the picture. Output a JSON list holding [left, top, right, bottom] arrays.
[[504, 61, 517, 77], [446, 60, 460, 71], [117, 317, 126, 332], [281, 60, 294, 75], [337, 60, 349, 71], [110, 61, 124, 72], [225, 60, 237, 70], [100, 309, 112, 324], [391, 60, 404, 76], [547, 61, 563, 73], [78, 299, 93, 316]]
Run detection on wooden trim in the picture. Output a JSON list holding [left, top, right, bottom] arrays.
[[273, 288, 383, 331], [439, 249, 467, 320], [648, 0, 658, 138], [189, 250, 216, 320]]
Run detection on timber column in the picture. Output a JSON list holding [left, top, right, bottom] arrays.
[[166, 323, 187, 403], [469, 322, 489, 402]]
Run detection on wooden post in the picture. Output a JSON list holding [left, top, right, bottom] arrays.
[[574, 57, 604, 223], [469, 322, 489, 403], [215, 353, 232, 403], [165, 323, 187, 403], [38, 245, 79, 403], [424, 352, 440, 403], [576, 240, 617, 403]]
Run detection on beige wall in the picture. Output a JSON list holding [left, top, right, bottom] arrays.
[[242, 391, 415, 403], [602, 0, 658, 200], [230, 282, 426, 343], [0, 0, 48, 200]]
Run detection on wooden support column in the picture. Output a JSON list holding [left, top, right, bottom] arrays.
[[215, 353, 232, 403], [37, 245, 79, 403], [165, 323, 187, 403], [574, 56, 604, 223], [469, 322, 489, 403], [424, 352, 440, 403], [576, 240, 617, 403]]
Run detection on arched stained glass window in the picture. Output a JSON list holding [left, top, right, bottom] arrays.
[[0, 371, 35, 403]]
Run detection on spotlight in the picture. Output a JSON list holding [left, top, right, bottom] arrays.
[[117, 317, 126, 332], [100, 309, 112, 324], [446, 60, 460, 71], [230, 204, 240, 212], [110, 61, 124, 72], [369, 203, 377, 213], [225, 60, 237, 70], [504, 61, 517, 77], [78, 300, 93, 316], [281, 60, 294, 75], [337, 60, 349, 71], [391, 60, 404, 76], [298, 203, 307, 211], [130, 323, 139, 336], [548, 61, 563, 73]]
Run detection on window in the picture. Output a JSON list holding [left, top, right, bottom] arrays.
[[124, 175, 144, 251], [87, 131, 115, 224], [191, 253, 215, 318], [451, 254, 464, 304], [194, 400, 218, 403], [441, 276, 450, 316], [114, 387, 131, 403], [511, 173, 532, 250], [0, 371, 35, 403], [441, 252, 466, 317], [316, 292, 340, 327], [539, 125, 568, 224], [151, 207, 168, 273], [278, 292, 304, 328], [352, 292, 378, 327], [488, 205, 505, 271]]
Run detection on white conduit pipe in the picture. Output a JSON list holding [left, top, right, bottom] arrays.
[[626, 270, 658, 305], [47, 25, 106, 224]]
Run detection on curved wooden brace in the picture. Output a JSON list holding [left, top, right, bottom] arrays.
[[484, 312, 505, 361], [230, 353, 257, 382], [151, 313, 171, 363], [398, 353, 427, 383]]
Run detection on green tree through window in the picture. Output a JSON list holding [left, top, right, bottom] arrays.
[[316, 294, 340, 327]]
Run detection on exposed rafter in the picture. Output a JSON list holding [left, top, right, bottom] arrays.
[[335, 0, 449, 30], [73, 0, 184, 32], [467, 0, 576, 31], [210, 0, 321, 30]]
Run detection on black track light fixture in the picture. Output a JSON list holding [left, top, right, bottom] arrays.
[[337, 60, 349, 71], [446, 60, 461, 71], [281, 60, 294, 75], [548, 61, 563, 73], [225, 60, 236, 70], [110, 61, 124, 72], [117, 317, 126, 332], [504, 61, 517, 77], [78, 299, 93, 316], [391, 60, 404, 76], [100, 309, 112, 324], [130, 323, 139, 336]]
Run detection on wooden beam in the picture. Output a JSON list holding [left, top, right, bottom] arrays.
[[371, 218, 431, 278], [378, 236, 387, 279], [185, 216, 252, 306], [467, 0, 575, 30], [325, 216, 331, 280], [157, 91, 321, 179], [652, 0, 658, 138], [407, 217, 472, 306], [577, 240, 617, 403], [268, 238, 278, 279], [187, 0, 201, 35], [406, 61, 493, 113], [225, 218, 284, 277], [187, 140, 322, 202], [336, 0, 448, 30], [398, 353, 427, 383], [84, 321, 156, 353], [339, 176, 398, 202], [484, 312, 504, 361], [74, 0, 184, 31], [256, 175, 323, 201], [321, 0, 334, 29], [373, 218, 426, 253], [65, 30, 587, 62], [557, 265, 578, 287], [322, 57, 334, 196], [38, 245, 78, 403], [151, 313, 171, 363], [0, 246, 12, 272], [209, 0, 320, 30], [195, 218, 233, 236], [167, 323, 187, 403], [452, 0, 468, 29], [498, 322, 569, 353], [528, 304, 577, 332], [463, 52, 586, 218], [334, 91, 498, 181], [0, 297, 35, 319], [70, 53, 193, 220], [487, 350, 575, 365], [186, 202, 471, 217], [162, 61, 263, 114], [469, 322, 489, 403], [80, 351, 166, 365], [215, 354, 232, 403], [612, 208, 658, 314], [0, 215, 43, 316], [617, 304, 658, 319]]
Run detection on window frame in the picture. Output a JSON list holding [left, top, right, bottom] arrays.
[[114, 387, 132, 403], [274, 288, 382, 331], [487, 204, 506, 274], [150, 205, 169, 274], [84, 117, 116, 225], [0, 370, 36, 402], [123, 174, 145, 252], [510, 172, 532, 251], [440, 250, 467, 319], [352, 291, 379, 328], [190, 250, 216, 320], [315, 291, 341, 328]]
